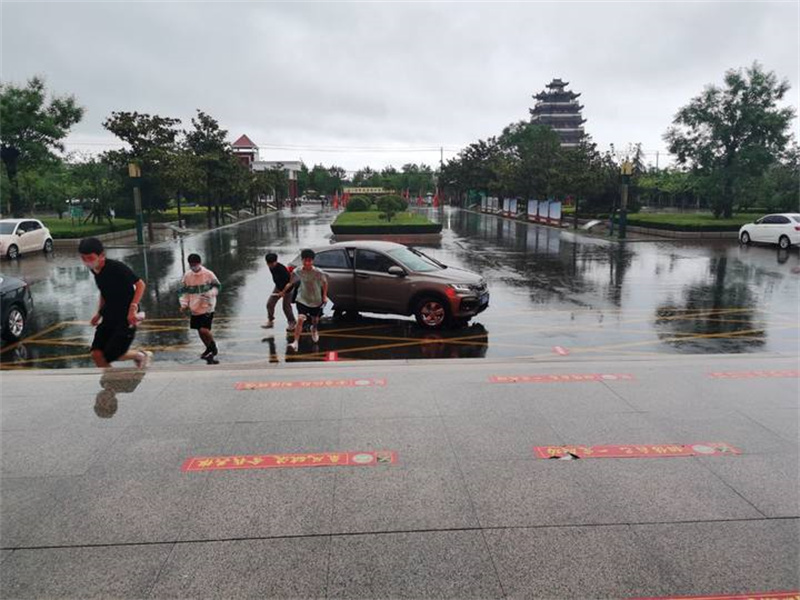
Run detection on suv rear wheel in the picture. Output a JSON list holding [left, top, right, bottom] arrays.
[[414, 297, 449, 329]]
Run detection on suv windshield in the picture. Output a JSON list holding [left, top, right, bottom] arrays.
[[386, 247, 441, 272], [0, 223, 17, 234]]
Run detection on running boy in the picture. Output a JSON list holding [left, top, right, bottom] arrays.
[[263, 252, 296, 331], [284, 248, 327, 352], [79, 237, 152, 368], [179, 253, 221, 364]]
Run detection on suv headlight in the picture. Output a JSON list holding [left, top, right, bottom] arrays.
[[449, 284, 474, 293]]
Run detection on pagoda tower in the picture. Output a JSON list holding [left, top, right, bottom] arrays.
[[529, 78, 586, 148]]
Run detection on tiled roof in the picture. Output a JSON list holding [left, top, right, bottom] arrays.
[[232, 134, 258, 149]]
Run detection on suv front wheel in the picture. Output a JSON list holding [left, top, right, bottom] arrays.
[[414, 297, 450, 329]]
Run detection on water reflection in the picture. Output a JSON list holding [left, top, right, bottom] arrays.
[[94, 370, 146, 418], [1, 206, 798, 368]]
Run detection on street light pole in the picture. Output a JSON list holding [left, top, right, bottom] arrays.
[[619, 160, 633, 240], [128, 163, 144, 245]]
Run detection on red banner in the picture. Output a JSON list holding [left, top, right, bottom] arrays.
[[630, 591, 799, 600], [182, 451, 397, 472], [709, 370, 799, 379], [534, 442, 742, 459], [235, 378, 386, 390], [490, 373, 634, 384]]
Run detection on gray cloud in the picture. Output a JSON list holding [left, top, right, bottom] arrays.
[[2, 1, 797, 170]]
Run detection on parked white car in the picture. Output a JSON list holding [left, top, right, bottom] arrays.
[[0, 219, 54, 259], [739, 213, 800, 250]]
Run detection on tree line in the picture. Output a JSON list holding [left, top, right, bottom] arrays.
[[1, 63, 796, 225]]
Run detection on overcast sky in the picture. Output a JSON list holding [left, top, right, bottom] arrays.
[[2, 1, 797, 172]]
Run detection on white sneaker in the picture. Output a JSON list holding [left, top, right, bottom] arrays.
[[134, 349, 153, 368], [311, 327, 319, 343], [288, 341, 299, 352]]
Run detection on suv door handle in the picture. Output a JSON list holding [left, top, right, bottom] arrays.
[[356, 273, 369, 279]]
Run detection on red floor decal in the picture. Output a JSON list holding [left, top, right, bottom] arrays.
[[709, 370, 799, 379], [490, 373, 634, 383], [630, 591, 799, 600], [235, 378, 386, 390], [182, 451, 397, 472], [534, 442, 741, 459]]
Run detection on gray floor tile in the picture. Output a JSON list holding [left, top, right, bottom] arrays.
[[544, 411, 677, 446], [1, 427, 123, 477], [328, 530, 503, 598], [651, 408, 789, 454], [0, 476, 71, 548], [339, 417, 456, 466], [738, 408, 800, 446], [490, 380, 636, 417], [0, 544, 171, 599], [230, 389, 342, 422], [148, 537, 329, 599], [484, 525, 675, 599], [222, 420, 341, 456], [182, 469, 335, 539], [341, 386, 439, 419], [462, 460, 620, 528], [332, 464, 477, 533], [87, 423, 234, 476], [27, 473, 207, 546], [586, 459, 764, 522], [444, 413, 562, 461], [632, 519, 800, 596], [698, 453, 800, 517], [0, 549, 12, 564]]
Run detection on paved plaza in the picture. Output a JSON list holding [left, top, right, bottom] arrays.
[[1, 353, 798, 598]]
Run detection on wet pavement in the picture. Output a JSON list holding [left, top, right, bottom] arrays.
[[1, 206, 798, 369], [0, 354, 797, 598]]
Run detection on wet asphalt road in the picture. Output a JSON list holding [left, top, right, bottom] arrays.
[[1, 206, 798, 368]]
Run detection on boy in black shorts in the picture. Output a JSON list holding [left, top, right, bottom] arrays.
[[79, 237, 152, 368], [284, 248, 327, 352], [179, 253, 221, 364]]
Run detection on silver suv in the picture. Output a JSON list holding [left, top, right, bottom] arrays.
[[290, 241, 489, 329]]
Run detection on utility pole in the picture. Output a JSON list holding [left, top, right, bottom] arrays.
[[128, 163, 144, 245], [656, 151, 659, 170]]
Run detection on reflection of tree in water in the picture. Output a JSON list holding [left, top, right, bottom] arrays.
[[444, 210, 600, 306], [654, 256, 764, 353]]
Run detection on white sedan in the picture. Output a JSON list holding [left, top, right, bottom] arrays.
[[0, 219, 55, 259], [739, 213, 800, 250]]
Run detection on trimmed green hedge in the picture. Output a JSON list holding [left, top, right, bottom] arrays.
[[622, 213, 753, 232], [331, 224, 443, 234], [42, 217, 137, 239]]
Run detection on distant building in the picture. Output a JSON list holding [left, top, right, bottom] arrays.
[[232, 134, 300, 199], [529, 78, 586, 148]]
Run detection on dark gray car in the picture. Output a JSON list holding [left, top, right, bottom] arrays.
[[291, 241, 489, 329], [0, 274, 34, 341]]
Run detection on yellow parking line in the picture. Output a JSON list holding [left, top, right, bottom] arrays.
[[0, 321, 67, 355]]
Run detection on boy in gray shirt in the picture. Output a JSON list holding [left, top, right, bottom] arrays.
[[284, 248, 328, 351]]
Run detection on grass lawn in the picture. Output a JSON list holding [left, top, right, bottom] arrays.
[[625, 213, 754, 229], [41, 217, 137, 239], [333, 211, 434, 226]]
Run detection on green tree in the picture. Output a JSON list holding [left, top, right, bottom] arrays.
[[665, 62, 795, 218], [68, 158, 125, 225], [103, 110, 181, 235], [494, 122, 561, 199], [184, 110, 233, 228], [376, 194, 406, 221], [0, 76, 84, 216]]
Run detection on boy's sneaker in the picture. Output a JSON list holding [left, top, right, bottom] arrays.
[[311, 327, 319, 343], [288, 341, 299, 352], [205, 356, 220, 365], [134, 349, 153, 369], [261, 320, 275, 329], [286, 322, 297, 332], [200, 347, 212, 359]]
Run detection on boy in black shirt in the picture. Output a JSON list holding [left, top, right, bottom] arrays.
[[79, 237, 152, 368], [263, 252, 296, 331]]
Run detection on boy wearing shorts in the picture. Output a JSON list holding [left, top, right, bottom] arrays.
[[179, 253, 221, 364], [284, 248, 327, 352]]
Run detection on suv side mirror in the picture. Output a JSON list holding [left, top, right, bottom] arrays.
[[388, 266, 405, 277]]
